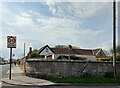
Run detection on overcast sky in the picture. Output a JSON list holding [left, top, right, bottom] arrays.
[[118, 1, 120, 47], [1, 0, 119, 59]]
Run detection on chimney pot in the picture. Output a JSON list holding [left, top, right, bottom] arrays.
[[68, 45, 72, 49], [29, 47, 32, 54]]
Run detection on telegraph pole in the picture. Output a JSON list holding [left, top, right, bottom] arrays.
[[24, 43, 26, 73], [113, 0, 117, 78], [24, 43, 25, 59]]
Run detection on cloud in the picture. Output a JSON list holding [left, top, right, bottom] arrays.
[[75, 29, 104, 39], [3, 9, 104, 49], [0, 3, 3, 53], [100, 40, 112, 51], [37, 17, 79, 28], [12, 16, 34, 28], [21, 12, 30, 17], [1, 2, 112, 59], [45, 2, 111, 19], [73, 29, 104, 48], [0, 0, 114, 2]]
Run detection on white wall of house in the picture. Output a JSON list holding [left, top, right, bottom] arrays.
[[40, 47, 53, 58], [52, 54, 55, 60]]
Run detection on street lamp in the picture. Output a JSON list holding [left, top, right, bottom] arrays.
[[24, 43, 26, 73], [113, 0, 117, 78]]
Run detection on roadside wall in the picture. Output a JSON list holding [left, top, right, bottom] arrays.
[[25, 60, 120, 78]]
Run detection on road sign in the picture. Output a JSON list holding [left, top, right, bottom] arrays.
[[7, 36, 16, 48]]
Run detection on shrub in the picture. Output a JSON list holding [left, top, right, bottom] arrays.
[[57, 55, 87, 60], [57, 56, 69, 60], [109, 55, 120, 61], [70, 55, 79, 60], [116, 55, 120, 61], [96, 58, 110, 61], [31, 52, 40, 58]]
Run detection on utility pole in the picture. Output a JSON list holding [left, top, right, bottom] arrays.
[[24, 43, 26, 73], [24, 43, 25, 58], [113, 0, 117, 78]]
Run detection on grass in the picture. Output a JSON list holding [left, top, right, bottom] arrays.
[[46, 77, 120, 84]]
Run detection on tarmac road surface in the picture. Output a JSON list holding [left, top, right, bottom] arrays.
[[2, 83, 120, 88]]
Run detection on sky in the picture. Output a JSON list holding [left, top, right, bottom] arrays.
[[118, 1, 120, 47], [0, 0, 119, 59]]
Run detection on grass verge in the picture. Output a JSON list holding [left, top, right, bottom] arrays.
[[46, 77, 120, 84]]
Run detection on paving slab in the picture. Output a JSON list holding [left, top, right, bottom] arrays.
[[2, 65, 54, 86]]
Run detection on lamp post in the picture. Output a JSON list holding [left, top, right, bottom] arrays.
[[113, 0, 117, 78], [24, 43, 26, 73]]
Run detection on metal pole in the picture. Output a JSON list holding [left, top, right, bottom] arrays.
[[9, 48, 12, 80], [113, 0, 116, 78], [24, 43, 25, 58], [24, 43, 26, 73]]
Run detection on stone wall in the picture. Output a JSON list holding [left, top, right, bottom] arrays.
[[26, 60, 120, 78]]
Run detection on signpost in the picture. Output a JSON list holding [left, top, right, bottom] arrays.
[[7, 36, 16, 79]]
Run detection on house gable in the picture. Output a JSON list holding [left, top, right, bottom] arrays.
[[92, 49, 100, 56], [95, 49, 108, 58], [39, 45, 54, 55]]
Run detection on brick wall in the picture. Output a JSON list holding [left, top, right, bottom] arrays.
[[26, 60, 120, 78]]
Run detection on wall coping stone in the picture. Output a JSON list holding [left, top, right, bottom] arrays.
[[26, 59, 120, 64]]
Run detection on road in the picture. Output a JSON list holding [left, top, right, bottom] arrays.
[[1, 64, 10, 87], [1, 64, 120, 88], [1, 64, 10, 78], [1, 84, 120, 88]]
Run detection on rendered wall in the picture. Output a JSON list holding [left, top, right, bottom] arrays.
[[26, 60, 120, 78]]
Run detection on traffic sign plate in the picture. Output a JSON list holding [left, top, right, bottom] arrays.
[[7, 36, 16, 48]]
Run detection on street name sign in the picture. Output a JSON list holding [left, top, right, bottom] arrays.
[[7, 36, 16, 48]]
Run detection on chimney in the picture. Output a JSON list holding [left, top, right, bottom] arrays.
[[68, 45, 72, 50], [29, 47, 32, 54]]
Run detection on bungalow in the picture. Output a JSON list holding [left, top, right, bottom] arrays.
[[27, 45, 108, 61]]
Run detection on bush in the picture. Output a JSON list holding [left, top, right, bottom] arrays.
[[116, 55, 120, 61], [57, 56, 69, 60], [31, 52, 40, 58], [70, 55, 79, 60], [57, 55, 87, 60], [96, 58, 110, 61], [109, 55, 120, 61]]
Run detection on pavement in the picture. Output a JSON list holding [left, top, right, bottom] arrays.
[[2, 65, 55, 86]]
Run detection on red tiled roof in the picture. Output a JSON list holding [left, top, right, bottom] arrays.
[[27, 44, 103, 56], [52, 48, 94, 56]]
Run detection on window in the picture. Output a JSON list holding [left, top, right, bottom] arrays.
[[46, 48, 48, 52]]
